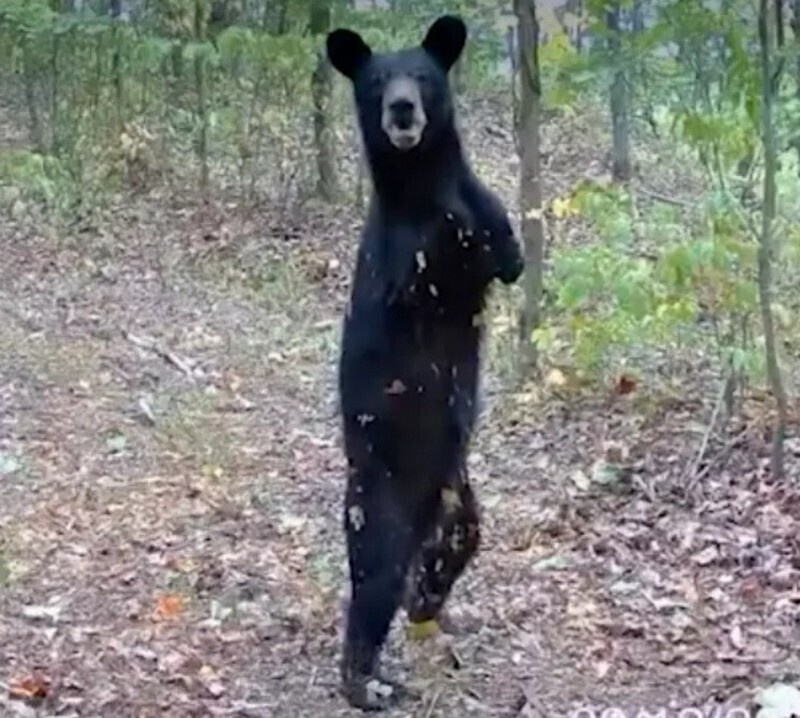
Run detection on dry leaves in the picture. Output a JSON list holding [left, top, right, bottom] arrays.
[[8, 676, 49, 702], [154, 593, 185, 620], [0, 99, 798, 718]]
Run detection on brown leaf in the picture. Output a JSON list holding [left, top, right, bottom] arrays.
[[8, 676, 49, 701], [739, 576, 762, 604], [615, 374, 637, 395], [154, 593, 185, 619]]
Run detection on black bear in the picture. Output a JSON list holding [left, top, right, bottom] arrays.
[[327, 14, 525, 711]]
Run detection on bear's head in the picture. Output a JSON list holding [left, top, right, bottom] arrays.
[[326, 15, 465, 156]]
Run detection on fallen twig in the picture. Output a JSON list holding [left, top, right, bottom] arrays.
[[689, 430, 746, 487], [210, 701, 281, 716], [424, 687, 443, 718], [684, 377, 728, 496], [122, 330, 198, 381], [639, 187, 693, 208], [519, 683, 549, 718]]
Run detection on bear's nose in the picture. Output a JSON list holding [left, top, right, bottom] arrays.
[[389, 99, 415, 130]]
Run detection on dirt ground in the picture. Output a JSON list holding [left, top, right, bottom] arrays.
[[1, 107, 800, 718]]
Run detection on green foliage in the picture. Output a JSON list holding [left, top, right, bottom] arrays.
[[536, 183, 693, 375], [0, 1, 506, 216], [335, 0, 504, 88], [529, 0, 800, 397], [531, 175, 779, 386], [0, 149, 72, 210]]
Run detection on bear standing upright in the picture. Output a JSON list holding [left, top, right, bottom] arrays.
[[327, 15, 525, 711]]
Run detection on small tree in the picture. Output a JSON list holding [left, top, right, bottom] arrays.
[[606, 0, 631, 181], [311, 0, 338, 201], [192, 0, 211, 194], [514, 0, 545, 375], [757, 0, 788, 478]]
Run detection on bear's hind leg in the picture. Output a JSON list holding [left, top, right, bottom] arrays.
[[342, 466, 419, 711], [404, 466, 481, 637]]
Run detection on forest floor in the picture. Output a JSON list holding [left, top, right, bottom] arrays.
[[1, 102, 800, 718]]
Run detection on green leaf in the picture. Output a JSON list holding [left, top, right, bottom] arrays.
[[0, 451, 21, 476], [105, 432, 127, 454], [590, 459, 621, 486], [533, 555, 573, 571]]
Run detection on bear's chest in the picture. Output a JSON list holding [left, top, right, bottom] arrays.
[[382, 314, 480, 433]]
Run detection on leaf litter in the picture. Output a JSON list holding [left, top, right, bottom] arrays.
[[0, 101, 798, 718]]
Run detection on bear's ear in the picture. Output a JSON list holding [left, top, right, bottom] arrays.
[[422, 15, 467, 71], [327, 29, 372, 80]]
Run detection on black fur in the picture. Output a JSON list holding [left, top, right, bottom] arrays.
[[328, 15, 524, 711]]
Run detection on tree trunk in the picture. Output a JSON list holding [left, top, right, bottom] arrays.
[[758, 0, 788, 478], [790, 0, 800, 171], [453, 55, 466, 95], [574, 0, 585, 52], [111, 0, 123, 126], [631, 0, 644, 33], [311, 0, 338, 202], [514, 0, 545, 376], [607, 1, 631, 182], [194, 0, 209, 194], [22, 42, 44, 151]]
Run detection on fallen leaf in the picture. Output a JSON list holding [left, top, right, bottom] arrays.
[[602, 440, 629, 464], [739, 576, 761, 603], [532, 555, 572, 571], [8, 676, 49, 701], [105, 431, 127, 454], [570, 469, 590, 491], [0, 451, 21, 475], [729, 623, 744, 651], [277, 514, 307, 533], [154, 593, 185, 619], [594, 660, 611, 679], [133, 646, 158, 662], [159, 650, 192, 673], [482, 493, 503, 509], [407, 619, 439, 641], [137, 397, 156, 425], [692, 545, 719, 566], [615, 374, 637, 395], [209, 599, 234, 622], [681, 576, 700, 604], [551, 195, 577, 219], [590, 459, 620, 486], [22, 603, 62, 622], [199, 665, 225, 698]]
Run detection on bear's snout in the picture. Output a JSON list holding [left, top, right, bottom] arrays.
[[389, 99, 415, 130], [381, 76, 427, 151]]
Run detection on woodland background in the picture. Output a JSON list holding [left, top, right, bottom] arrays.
[[0, 1, 799, 716]]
